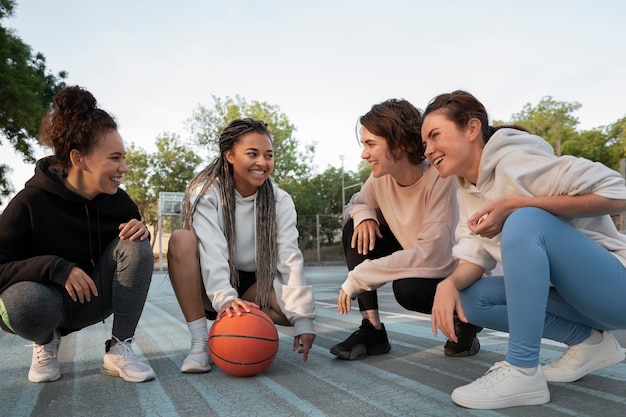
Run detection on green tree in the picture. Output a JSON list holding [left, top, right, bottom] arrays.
[[508, 96, 581, 154], [0, 0, 66, 202], [285, 166, 362, 247], [604, 116, 626, 161], [187, 95, 315, 186], [356, 160, 371, 184], [124, 133, 202, 244], [561, 129, 622, 172], [123, 143, 153, 224]]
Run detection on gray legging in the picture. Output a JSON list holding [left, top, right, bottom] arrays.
[[0, 237, 153, 345]]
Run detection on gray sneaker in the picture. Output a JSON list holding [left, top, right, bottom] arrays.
[[28, 330, 61, 383], [101, 337, 156, 382]]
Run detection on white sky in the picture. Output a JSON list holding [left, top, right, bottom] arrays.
[[2, 0, 626, 198]]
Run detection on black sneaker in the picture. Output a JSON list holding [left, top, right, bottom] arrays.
[[444, 317, 482, 357], [330, 319, 391, 360]]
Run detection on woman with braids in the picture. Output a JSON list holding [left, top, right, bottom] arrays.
[[330, 99, 482, 360], [422, 90, 626, 409], [0, 86, 155, 383], [167, 118, 316, 373]]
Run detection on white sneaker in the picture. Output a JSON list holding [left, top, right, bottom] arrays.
[[101, 337, 156, 382], [181, 351, 212, 373], [28, 331, 61, 383], [451, 361, 550, 409], [543, 331, 625, 382]]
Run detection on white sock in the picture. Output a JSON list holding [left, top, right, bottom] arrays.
[[187, 318, 208, 352], [507, 362, 537, 376], [582, 329, 602, 345]]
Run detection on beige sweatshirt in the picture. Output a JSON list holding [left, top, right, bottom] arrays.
[[341, 161, 459, 298]]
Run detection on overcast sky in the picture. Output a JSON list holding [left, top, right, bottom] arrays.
[[3, 0, 626, 198]]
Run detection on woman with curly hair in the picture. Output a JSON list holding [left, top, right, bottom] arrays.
[[0, 86, 155, 383]]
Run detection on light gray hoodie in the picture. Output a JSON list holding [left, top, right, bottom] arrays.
[[453, 128, 626, 272]]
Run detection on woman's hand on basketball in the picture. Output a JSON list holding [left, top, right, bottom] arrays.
[[337, 289, 352, 315], [293, 333, 316, 362], [216, 299, 258, 321]]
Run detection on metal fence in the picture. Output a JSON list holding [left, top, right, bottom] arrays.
[[297, 214, 345, 266]]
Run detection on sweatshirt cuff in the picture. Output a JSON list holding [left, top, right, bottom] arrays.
[[341, 276, 361, 299], [293, 318, 316, 336]]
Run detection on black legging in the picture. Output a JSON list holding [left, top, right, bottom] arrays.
[[0, 237, 153, 344], [342, 219, 444, 314]]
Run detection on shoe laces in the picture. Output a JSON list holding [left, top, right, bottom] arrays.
[[191, 339, 208, 353], [550, 344, 581, 368], [110, 337, 138, 360], [29, 338, 60, 366], [474, 361, 516, 387]]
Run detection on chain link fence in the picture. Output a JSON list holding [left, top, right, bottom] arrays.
[[297, 214, 345, 266]]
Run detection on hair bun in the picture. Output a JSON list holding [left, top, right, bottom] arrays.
[[54, 85, 98, 118]]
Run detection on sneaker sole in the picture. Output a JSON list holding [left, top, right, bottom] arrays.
[[330, 344, 368, 360], [101, 360, 156, 383], [444, 337, 480, 357], [28, 369, 61, 383], [543, 348, 625, 382], [452, 388, 550, 409], [330, 342, 391, 360], [181, 364, 212, 373]]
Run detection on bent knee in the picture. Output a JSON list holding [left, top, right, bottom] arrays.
[[167, 229, 198, 262]]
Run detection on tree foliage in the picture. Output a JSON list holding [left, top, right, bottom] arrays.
[[186, 95, 315, 187], [0, 0, 67, 202], [284, 165, 363, 247], [509, 96, 581, 153], [507, 96, 623, 171], [123, 133, 202, 243]]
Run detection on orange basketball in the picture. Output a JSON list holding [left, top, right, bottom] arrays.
[[208, 305, 279, 377]]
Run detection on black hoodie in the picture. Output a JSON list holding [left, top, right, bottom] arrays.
[[0, 157, 142, 295]]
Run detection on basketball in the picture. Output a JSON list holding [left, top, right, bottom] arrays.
[[208, 305, 279, 377]]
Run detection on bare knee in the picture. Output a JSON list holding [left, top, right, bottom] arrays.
[[167, 229, 197, 264]]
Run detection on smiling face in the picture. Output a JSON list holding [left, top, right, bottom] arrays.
[[70, 130, 128, 199], [359, 126, 399, 178], [421, 112, 483, 183], [225, 132, 274, 197]]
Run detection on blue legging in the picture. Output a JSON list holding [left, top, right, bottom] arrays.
[[460, 207, 626, 368]]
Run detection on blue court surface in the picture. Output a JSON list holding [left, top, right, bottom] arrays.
[[1, 265, 625, 416]]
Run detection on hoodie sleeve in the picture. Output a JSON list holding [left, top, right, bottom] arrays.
[[273, 189, 316, 336], [191, 186, 239, 312], [342, 174, 379, 226], [0, 192, 76, 292], [485, 130, 626, 200]]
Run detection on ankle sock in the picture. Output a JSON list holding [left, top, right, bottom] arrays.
[[508, 362, 537, 376], [187, 318, 208, 352]]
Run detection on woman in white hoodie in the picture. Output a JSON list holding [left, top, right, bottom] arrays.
[[167, 118, 316, 373], [421, 90, 626, 410]]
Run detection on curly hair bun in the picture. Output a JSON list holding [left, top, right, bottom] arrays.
[[54, 85, 98, 119]]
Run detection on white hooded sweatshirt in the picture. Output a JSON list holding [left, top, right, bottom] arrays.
[[189, 181, 316, 336], [454, 128, 626, 272]]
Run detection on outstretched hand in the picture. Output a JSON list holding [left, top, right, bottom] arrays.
[[293, 333, 316, 362], [337, 288, 353, 315], [431, 279, 466, 342]]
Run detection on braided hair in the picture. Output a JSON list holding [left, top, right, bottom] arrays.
[[182, 118, 277, 311]]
